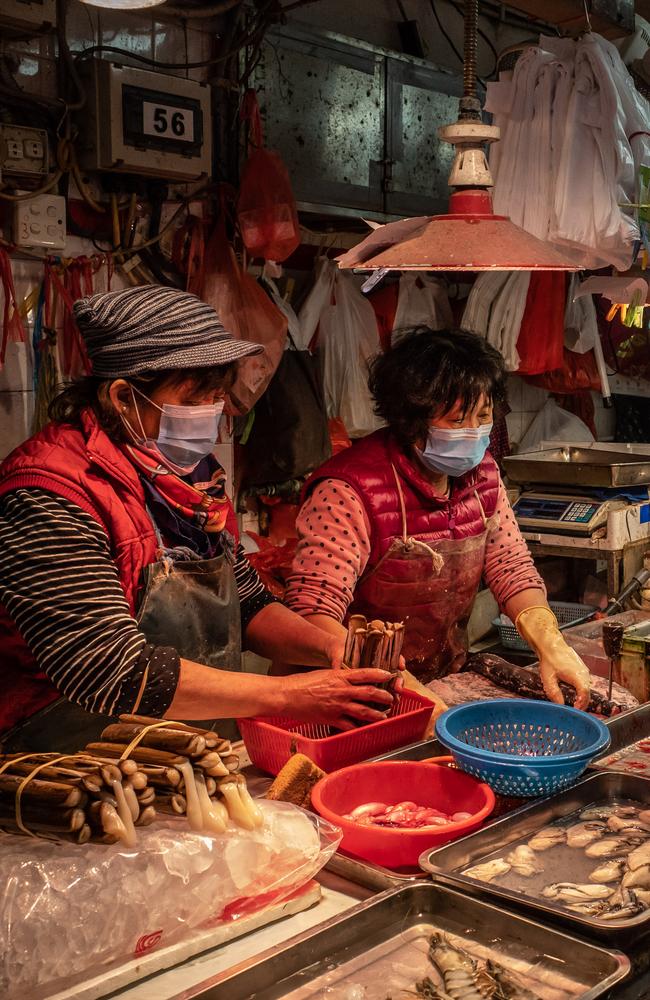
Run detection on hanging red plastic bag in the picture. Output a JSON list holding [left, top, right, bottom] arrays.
[[524, 348, 602, 393], [237, 90, 300, 263], [202, 215, 287, 414], [515, 272, 566, 375], [0, 249, 27, 369]]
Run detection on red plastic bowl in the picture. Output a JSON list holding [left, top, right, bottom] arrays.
[[311, 758, 495, 870]]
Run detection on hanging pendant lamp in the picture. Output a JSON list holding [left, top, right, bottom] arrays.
[[339, 0, 579, 272]]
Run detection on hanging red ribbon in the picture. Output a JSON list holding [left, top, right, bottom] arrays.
[[46, 258, 93, 380], [0, 249, 27, 369]]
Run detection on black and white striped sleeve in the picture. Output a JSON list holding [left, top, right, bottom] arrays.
[[0, 489, 179, 717], [233, 544, 279, 634]]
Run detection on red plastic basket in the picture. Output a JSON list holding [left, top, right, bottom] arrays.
[[237, 691, 434, 775]]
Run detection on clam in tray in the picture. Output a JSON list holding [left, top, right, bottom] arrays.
[[420, 772, 650, 945]]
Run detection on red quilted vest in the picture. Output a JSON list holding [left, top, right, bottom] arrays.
[[0, 410, 160, 732], [306, 428, 500, 563]]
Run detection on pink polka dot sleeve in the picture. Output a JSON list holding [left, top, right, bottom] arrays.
[[483, 479, 546, 608], [285, 479, 372, 622]]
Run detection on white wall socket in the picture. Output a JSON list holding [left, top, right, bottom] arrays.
[[14, 195, 66, 250]]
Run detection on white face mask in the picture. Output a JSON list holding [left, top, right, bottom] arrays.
[[122, 386, 224, 474]]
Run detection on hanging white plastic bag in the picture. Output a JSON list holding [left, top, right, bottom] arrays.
[[319, 270, 384, 438], [297, 256, 337, 351], [519, 397, 594, 453], [564, 274, 598, 353], [391, 274, 453, 343]]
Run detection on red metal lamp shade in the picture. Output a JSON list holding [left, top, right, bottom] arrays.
[[339, 0, 580, 274], [340, 191, 580, 272]]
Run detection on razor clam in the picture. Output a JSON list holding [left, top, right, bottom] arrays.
[[628, 841, 650, 870], [464, 859, 511, 883], [505, 845, 543, 877], [622, 863, 650, 890], [588, 858, 627, 883], [528, 826, 566, 851], [566, 821, 606, 849], [427, 934, 492, 1000], [484, 960, 541, 1000], [584, 835, 645, 858], [579, 804, 637, 822], [542, 882, 614, 902]]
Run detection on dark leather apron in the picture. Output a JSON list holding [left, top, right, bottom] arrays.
[[1, 542, 241, 753]]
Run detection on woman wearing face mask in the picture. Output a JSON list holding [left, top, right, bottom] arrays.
[[285, 327, 591, 712], [0, 286, 393, 752]]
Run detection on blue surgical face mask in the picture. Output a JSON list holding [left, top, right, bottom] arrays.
[[123, 386, 224, 474], [416, 423, 493, 477]]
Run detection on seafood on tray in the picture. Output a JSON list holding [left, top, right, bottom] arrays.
[[342, 801, 473, 830], [461, 799, 650, 923], [389, 932, 544, 1000]]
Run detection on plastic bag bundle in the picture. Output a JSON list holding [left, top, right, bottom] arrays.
[[488, 33, 648, 270], [0, 801, 340, 1000], [237, 90, 300, 263], [518, 397, 594, 452], [299, 258, 384, 438], [202, 221, 287, 414]]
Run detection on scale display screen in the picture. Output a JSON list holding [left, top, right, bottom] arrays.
[[513, 494, 608, 535], [515, 497, 601, 524]]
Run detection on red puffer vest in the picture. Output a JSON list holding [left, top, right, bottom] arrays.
[[305, 429, 500, 677], [307, 428, 500, 563], [0, 410, 159, 732], [0, 410, 237, 734]]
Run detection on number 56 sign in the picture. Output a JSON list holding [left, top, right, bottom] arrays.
[[142, 101, 194, 143]]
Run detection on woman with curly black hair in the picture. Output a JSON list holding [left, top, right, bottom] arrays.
[[286, 326, 591, 711]]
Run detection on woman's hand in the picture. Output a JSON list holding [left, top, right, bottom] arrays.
[[538, 645, 591, 711], [284, 668, 395, 731], [515, 605, 591, 711]]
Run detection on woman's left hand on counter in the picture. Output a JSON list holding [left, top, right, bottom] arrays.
[[537, 644, 592, 711], [515, 605, 591, 711]]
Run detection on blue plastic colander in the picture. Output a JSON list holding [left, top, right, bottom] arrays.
[[435, 700, 610, 798]]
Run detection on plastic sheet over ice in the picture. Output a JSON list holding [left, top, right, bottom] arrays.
[[0, 800, 341, 1000]]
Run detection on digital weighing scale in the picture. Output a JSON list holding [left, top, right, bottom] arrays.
[[512, 493, 629, 537], [502, 445, 650, 597]]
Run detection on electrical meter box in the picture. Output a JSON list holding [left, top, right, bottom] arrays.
[[78, 62, 212, 181], [0, 0, 55, 35]]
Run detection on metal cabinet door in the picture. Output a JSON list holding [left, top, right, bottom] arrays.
[[252, 27, 386, 215], [384, 57, 463, 218]]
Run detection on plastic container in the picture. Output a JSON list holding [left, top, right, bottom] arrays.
[[311, 759, 495, 869], [238, 691, 433, 775], [435, 699, 610, 798], [492, 601, 595, 651]]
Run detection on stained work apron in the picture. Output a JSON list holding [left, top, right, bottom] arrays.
[[351, 466, 495, 683], [1, 543, 241, 753]]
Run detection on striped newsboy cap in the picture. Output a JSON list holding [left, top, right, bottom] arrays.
[[73, 285, 263, 378]]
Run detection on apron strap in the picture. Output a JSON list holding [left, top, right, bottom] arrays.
[[473, 489, 500, 532], [391, 463, 409, 544], [389, 463, 444, 573]]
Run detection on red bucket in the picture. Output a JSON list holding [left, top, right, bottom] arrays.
[[311, 758, 495, 870]]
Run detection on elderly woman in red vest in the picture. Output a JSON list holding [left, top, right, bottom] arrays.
[[286, 327, 591, 712], [0, 285, 394, 752]]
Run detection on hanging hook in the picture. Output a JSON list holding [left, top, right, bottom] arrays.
[[582, 0, 592, 33]]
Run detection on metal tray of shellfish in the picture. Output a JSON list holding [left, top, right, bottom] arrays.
[[420, 771, 650, 946], [177, 882, 630, 999]]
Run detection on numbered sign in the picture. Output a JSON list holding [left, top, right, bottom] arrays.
[[142, 102, 195, 143]]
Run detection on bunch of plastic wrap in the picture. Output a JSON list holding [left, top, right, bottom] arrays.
[[0, 800, 341, 999]]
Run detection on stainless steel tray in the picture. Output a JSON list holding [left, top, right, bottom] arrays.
[[177, 882, 630, 1000], [503, 447, 650, 487], [420, 771, 650, 945], [599, 703, 650, 759]]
